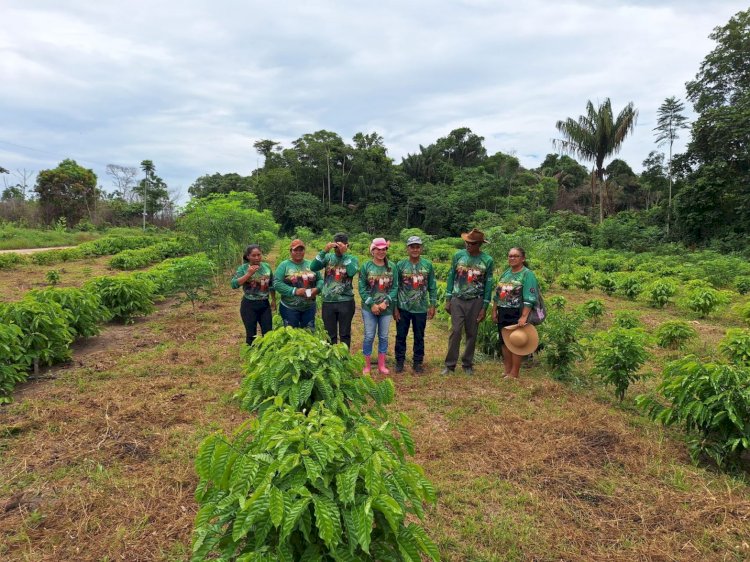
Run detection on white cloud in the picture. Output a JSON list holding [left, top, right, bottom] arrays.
[[0, 0, 746, 199]]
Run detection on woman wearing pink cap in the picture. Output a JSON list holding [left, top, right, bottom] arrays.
[[358, 238, 398, 374]]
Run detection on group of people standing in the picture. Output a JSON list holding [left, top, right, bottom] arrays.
[[231, 228, 540, 379]]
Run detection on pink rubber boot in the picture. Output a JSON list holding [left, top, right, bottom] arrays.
[[378, 353, 390, 375], [362, 355, 371, 374]]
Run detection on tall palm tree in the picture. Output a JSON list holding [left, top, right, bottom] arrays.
[[554, 98, 638, 223]]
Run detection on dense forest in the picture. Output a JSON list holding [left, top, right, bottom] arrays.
[[1, 8, 748, 254]]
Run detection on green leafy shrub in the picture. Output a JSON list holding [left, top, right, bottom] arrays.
[[598, 274, 617, 296], [192, 403, 439, 561], [644, 279, 677, 308], [582, 299, 605, 325], [236, 327, 395, 418], [477, 318, 499, 359], [557, 274, 574, 289], [0, 323, 26, 403], [592, 328, 648, 400], [616, 275, 642, 300], [654, 321, 697, 349], [28, 287, 110, 338], [613, 310, 642, 329], [161, 254, 216, 310], [681, 286, 728, 318], [636, 357, 750, 468], [719, 329, 750, 366], [573, 268, 595, 291], [77, 234, 157, 257], [85, 275, 155, 323], [431, 263, 450, 281], [0, 298, 74, 369], [109, 246, 161, 270], [45, 269, 61, 286], [739, 301, 750, 327], [547, 295, 567, 310], [734, 276, 750, 295], [539, 310, 584, 380], [0, 252, 27, 269]]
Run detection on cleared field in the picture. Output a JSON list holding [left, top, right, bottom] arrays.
[[0, 250, 748, 561]]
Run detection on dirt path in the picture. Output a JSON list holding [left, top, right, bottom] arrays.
[[0, 246, 75, 255]]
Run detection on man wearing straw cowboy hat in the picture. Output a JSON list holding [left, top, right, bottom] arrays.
[[441, 228, 494, 375]]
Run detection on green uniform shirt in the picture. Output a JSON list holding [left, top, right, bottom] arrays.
[[231, 261, 275, 301], [273, 259, 323, 311], [395, 257, 437, 314], [358, 261, 397, 316], [310, 250, 360, 302], [493, 267, 540, 309], [445, 249, 495, 307]]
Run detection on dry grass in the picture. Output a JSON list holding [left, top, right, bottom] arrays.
[[1, 257, 749, 561]]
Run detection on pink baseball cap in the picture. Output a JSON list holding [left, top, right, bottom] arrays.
[[370, 237, 390, 252]]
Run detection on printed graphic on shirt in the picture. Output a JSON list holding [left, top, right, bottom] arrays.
[[365, 272, 393, 304], [398, 269, 427, 308], [324, 264, 352, 296], [285, 269, 317, 288], [244, 274, 271, 296], [495, 278, 523, 308], [454, 259, 488, 299]]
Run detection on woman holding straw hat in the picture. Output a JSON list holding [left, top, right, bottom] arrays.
[[492, 246, 540, 378]]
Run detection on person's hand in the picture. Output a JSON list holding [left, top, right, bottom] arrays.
[[477, 308, 486, 323], [295, 288, 306, 296], [371, 304, 381, 315], [444, 300, 451, 313], [393, 308, 400, 322], [336, 242, 347, 253], [427, 306, 435, 320], [518, 316, 528, 327], [324, 242, 336, 252], [271, 300, 277, 312], [379, 301, 388, 312], [248, 264, 260, 276]]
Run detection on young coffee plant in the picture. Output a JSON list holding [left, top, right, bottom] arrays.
[[654, 320, 697, 350], [719, 329, 750, 366], [681, 286, 728, 318], [162, 254, 216, 312], [237, 327, 395, 419], [592, 328, 648, 401], [644, 279, 677, 308], [85, 275, 155, 323], [546, 295, 567, 311], [477, 318, 499, 359], [539, 310, 585, 381], [734, 276, 750, 295], [616, 275, 642, 300], [636, 357, 750, 468], [0, 323, 26, 403], [573, 268, 595, 291], [45, 269, 61, 286], [740, 301, 750, 327], [28, 287, 110, 338], [0, 298, 74, 371], [582, 299, 605, 325], [597, 274, 617, 296], [613, 310, 642, 329], [192, 403, 439, 561]]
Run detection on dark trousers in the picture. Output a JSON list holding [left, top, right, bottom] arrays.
[[321, 300, 355, 348], [444, 297, 484, 369], [395, 308, 427, 365], [279, 303, 316, 329], [240, 298, 272, 346]]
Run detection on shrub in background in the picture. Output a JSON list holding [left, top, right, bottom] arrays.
[[539, 310, 584, 381], [598, 274, 617, 296], [681, 286, 729, 318], [85, 275, 155, 323], [613, 310, 642, 329], [735, 276, 750, 295], [28, 287, 110, 338], [643, 279, 677, 308], [582, 299, 605, 325], [592, 328, 648, 400], [0, 323, 26, 403], [616, 274, 642, 300], [719, 329, 750, 366], [654, 320, 697, 349]]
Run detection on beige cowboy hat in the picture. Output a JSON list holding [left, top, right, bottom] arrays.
[[501, 324, 539, 355], [460, 228, 489, 244]]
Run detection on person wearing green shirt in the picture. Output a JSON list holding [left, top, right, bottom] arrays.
[[358, 238, 398, 375], [310, 232, 359, 348], [442, 228, 495, 376], [273, 239, 323, 329], [393, 236, 437, 373], [230, 244, 276, 347], [492, 246, 540, 379]]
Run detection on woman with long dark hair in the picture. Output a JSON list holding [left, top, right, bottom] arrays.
[[231, 244, 276, 347]]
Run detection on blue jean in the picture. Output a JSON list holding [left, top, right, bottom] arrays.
[[279, 303, 316, 329], [361, 308, 392, 355]]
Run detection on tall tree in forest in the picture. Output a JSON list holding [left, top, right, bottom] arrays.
[[34, 159, 98, 225], [554, 98, 638, 223], [654, 96, 689, 233]]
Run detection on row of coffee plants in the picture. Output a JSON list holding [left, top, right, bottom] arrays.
[[0, 233, 172, 270], [192, 328, 440, 561], [0, 253, 215, 402], [108, 237, 196, 270]]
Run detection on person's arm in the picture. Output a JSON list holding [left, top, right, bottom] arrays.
[[358, 263, 371, 306], [518, 269, 538, 327], [311, 246, 331, 272], [482, 255, 495, 310], [427, 261, 437, 320], [272, 262, 295, 298], [344, 254, 359, 278], [445, 252, 457, 300], [314, 267, 324, 295], [386, 266, 399, 306], [230, 263, 248, 289]]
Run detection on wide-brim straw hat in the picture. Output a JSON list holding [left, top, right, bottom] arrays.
[[460, 228, 488, 244], [501, 324, 539, 355]]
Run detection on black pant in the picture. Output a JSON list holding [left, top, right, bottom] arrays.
[[395, 308, 427, 365], [240, 298, 272, 346], [321, 300, 355, 348]]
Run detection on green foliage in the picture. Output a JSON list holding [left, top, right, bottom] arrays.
[[78, 234, 160, 257], [0, 252, 27, 269], [592, 328, 648, 401], [192, 403, 439, 561], [45, 269, 61, 286], [582, 299, 605, 324], [598, 274, 617, 295], [719, 329, 750, 366], [573, 268, 595, 291], [740, 301, 750, 327], [34, 159, 98, 225], [236, 327, 395, 418], [477, 318, 499, 359], [28, 287, 110, 338], [681, 285, 728, 318], [636, 357, 750, 468], [644, 279, 677, 308], [0, 298, 74, 368], [654, 321, 697, 350], [0, 323, 26, 403], [108, 237, 195, 270], [161, 254, 215, 310], [539, 310, 584, 381], [736, 276, 750, 295], [613, 310, 642, 329], [616, 274, 642, 300], [85, 275, 155, 323], [546, 295, 567, 310]]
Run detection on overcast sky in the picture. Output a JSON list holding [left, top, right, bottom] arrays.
[[1, 0, 746, 201]]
